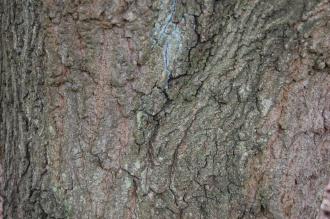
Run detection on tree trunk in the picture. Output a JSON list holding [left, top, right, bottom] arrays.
[[1, 0, 330, 218]]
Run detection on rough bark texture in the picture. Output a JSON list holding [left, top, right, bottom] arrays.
[[319, 180, 330, 219], [1, 0, 330, 218]]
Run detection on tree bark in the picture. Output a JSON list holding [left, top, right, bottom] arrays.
[[1, 0, 330, 218]]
